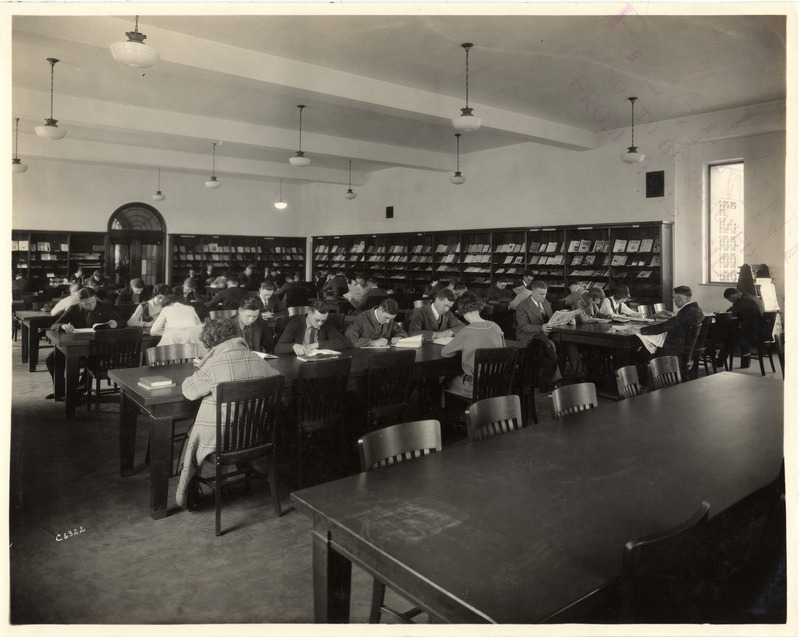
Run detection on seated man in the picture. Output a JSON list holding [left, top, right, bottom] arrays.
[[600, 284, 643, 317], [356, 276, 388, 310], [257, 279, 284, 316], [515, 281, 563, 389], [275, 299, 349, 355], [639, 285, 704, 359], [45, 288, 125, 400], [116, 277, 150, 306], [205, 277, 245, 310], [233, 295, 276, 354], [409, 288, 464, 341], [237, 264, 259, 291], [344, 297, 407, 347], [173, 277, 205, 305], [715, 287, 764, 367], [484, 279, 513, 304], [50, 282, 81, 316]]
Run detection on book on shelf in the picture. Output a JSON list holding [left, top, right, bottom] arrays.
[[611, 255, 628, 266], [637, 271, 653, 278], [592, 240, 606, 252], [567, 240, 581, 253], [649, 256, 661, 267], [626, 240, 641, 253], [137, 375, 176, 389], [639, 238, 654, 252], [11, 241, 18, 251], [583, 254, 596, 266], [578, 239, 592, 253], [571, 255, 584, 266], [552, 255, 564, 265], [546, 241, 558, 252], [653, 241, 661, 253], [528, 242, 540, 253], [18, 240, 29, 251], [612, 239, 627, 252]]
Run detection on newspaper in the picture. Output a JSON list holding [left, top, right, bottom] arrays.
[[546, 308, 584, 326]]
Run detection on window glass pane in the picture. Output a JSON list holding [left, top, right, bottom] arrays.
[[708, 162, 744, 283]]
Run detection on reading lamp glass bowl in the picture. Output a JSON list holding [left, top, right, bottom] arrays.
[[110, 41, 160, 68]]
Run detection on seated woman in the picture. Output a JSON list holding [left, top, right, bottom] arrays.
[[150, 294, 204, 352], [175, 318, 280, 509], [440, 292, 506, 398], [127, 283, 171, 328]]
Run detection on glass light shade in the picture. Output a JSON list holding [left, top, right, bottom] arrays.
[[289, 152, 311, 167], [205, 176, 221, 189], [621, 149, 645, 164], [274, 201, 288, 210], [152, 191, 166, 201], [110, 41, 160, 68], [12, 159, 28, 173], [452, 112, 482, 133], [450, 172, 467, 185], [344, 189, 357, 200], [35, 120, 67, 140]]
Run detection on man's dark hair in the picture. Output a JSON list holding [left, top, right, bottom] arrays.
[[309, 299, 330, 314], [239, 295, 264, 312], [723, 287, 740, 300], [379, 297, 399, 315], [433, 288, 456, 302], [76, 287, 97, 301], [260, 279, 277, 291], [130, 278, 145, 289], [153, 283, 171, 296], [531, 280, 548, 291]]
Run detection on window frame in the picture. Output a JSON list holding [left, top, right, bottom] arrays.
[[704, 159, 745, 285]]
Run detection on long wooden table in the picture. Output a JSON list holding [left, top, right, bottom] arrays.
[[291, 373, 784, 623], [108, 344, 463, 520], [549, 320, 646, 365], [46, 329, 161, 418], [16, 310, 53, 371]]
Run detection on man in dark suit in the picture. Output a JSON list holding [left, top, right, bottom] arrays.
[[715, 287, 764, 367], [345, 297, 407, 347], [205, 277, 245, 310], [274, 299, 349, 355], [639, 285, 704, 359], [232, 295, 275, 353], [277, 272, 310, 308], [257, 279, 284, 316], [116, 278, 150, 305], [237, 264, 259, 291], [45, 287, 125, 400], [515, 280, 563, 389], [409, 288, 464, 341], [173, 277, 205, 305]]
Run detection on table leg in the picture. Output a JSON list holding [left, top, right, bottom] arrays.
[[312, 528, 352, 623], [53, 347, 66, 405], [150, 415, 173, 520], [119, 391, 138, 477], [21, 322, 30, 364], [29, 327, 40, 372], [64, 352, 81, 418]]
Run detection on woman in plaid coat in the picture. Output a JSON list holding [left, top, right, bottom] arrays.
[[176, 318, 279, 509]]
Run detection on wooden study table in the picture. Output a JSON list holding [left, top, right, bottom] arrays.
[[549, 320, 647, 366], [46, 329, 161, 418], [291, 373, 784, 624], [15, 310, 53, 371], [108, 343, 463, 520]]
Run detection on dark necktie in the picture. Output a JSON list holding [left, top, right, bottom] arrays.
[[438, 313, 445, 331], [243, 324, 253, 349]]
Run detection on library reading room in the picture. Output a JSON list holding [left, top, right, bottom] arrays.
[[6, 6, 795, 635]]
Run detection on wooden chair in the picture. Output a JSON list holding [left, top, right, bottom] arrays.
[[636, 304, 652, 317], [443, 347, 518, 427], [208, 309, 238, 319], [412, 298, 431, 308], [551, 382, 598, 418], [293, 357, 352, 488], [85, 327, 144, 416], [648, 355, 682, 389], [287, 305, 310, 317], [619, 501, 712, 623], [679, 322, 702, 381], [754, 311, 778, 376], [145, 342, 200, 475], [615, 365, 642, 399], [689, 315, 716, 379], [357, 419, 442, 623], [710, 312, 736, 371], [465, 395, 524, 442], [514, 341, 539, 426], [652, 302, 667, 313], [364, 350, 416, 432], [195, 376, 284, 536]]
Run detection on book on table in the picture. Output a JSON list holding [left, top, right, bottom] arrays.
[[138, 375, 176, 390], [73, 321, 113, 333], [296, 349, 342, 361], [394, 335, 423, 348]]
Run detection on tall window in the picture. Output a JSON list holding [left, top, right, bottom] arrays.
[[706, 161, 744, 284]]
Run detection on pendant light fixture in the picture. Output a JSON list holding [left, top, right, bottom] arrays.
[[344, 160, 357, 199], [205, 142, 221, 188], [12, 117, 28, 173], [452, 43, 481, 133], [110, 16, 159, 68], [274, 179, 288, 209], [35, 58, 67, 140], [621, 96, 645, 164], [450, 133, 466, 184], [289, 105, 311, 167], [152, 167, 166, 201]]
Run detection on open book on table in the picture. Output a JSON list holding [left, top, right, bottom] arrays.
[[73, 321, 113, 333], [393, 335, 423, 349], [297, 349, 342, 362]]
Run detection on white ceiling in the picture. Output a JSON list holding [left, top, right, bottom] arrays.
[[10, 11, 787, 187]]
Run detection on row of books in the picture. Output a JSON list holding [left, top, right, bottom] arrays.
[[530, 241, 562, 253], [570, 254, 605, 266], [180, 245, 302, 254], [610, 255, 661, 267], [365, 245, 408, 254], [435, 243, 461, 253], [568, 269, 611, 278], [494, 243, 525, 253], [614, 271, 655, 279], [566, 239, 606, 253], [612, 239, 660, 253], [530, 255, 565, 265], [13, 241, 71, 252], [498, 256, 525, 265]]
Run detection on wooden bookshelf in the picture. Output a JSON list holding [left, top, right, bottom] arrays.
[[12, 230, 106, 291]]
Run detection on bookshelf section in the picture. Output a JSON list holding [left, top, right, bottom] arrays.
[[527, 229, 565, 289], [169, 234, 306, 286], [492, 231, 526, 283], [12, 230, 106, 290], [608, 224, 670, 303], [461, 231, 492, 289], [564, 226, 611, 292]]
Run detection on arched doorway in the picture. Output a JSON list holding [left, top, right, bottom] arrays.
[[106, 203, 167, 287]]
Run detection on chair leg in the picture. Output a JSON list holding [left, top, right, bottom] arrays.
[[268, 453, 282, 517], [215, 466, 223, 537], [369, 580, 387, 623]]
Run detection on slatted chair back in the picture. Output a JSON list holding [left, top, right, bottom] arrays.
[[294, 357, 352, 487], [615, 365, 642, 399], [413, 299, 431, 308], [86, 327, 144, 415], [358, 420, 442, 472], [206, 375, 284, 535], [465, 395, 524, 442], [146, 342, 198, 366], [756, 311, 778, 376], [514, 342, 539, 425], [652, 302, 667, 313], [689, 316, 715, 379], [551, 382, 598, 418], [619, 501, 712, 622], [472, 347, 518, 401], [365, 349, 416, 431], [287, 305, 310, 317], [648, 355, 682, 389], [679, 323, 703, 381], [208, 309, 238, 319], [636, 304, 653, 317]]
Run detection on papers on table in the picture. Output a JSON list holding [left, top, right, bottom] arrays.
[[432, 336, 454, 345], [297, 349, 342, 362], [546, 308, 584, 326], [359, 344, 391, 349], [253, 351, 279, 359], [394, 335, 423, 349]]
